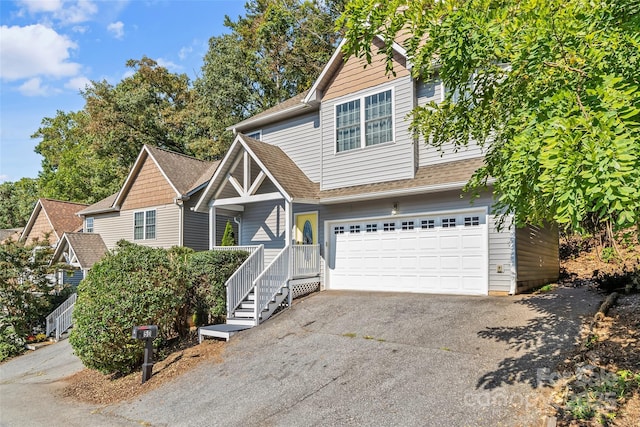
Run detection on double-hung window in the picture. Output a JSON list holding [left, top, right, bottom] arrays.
[[336, 89, 393, 152], [134, 210, 156, 240], [85, 217, 94, 233]]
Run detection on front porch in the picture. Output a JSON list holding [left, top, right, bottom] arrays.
[[198, 243, 321, 342]]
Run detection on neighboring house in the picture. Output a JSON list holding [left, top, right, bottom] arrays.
[[0, 228, 22, 244], [20, 198, 88, 246], [50, 232, 108, 287], [76, 144, 228, 252], [195, 33, 559, 318]]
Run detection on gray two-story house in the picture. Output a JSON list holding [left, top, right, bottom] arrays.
[[194, 36, 559, 332]]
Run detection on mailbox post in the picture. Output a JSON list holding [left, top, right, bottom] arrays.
[[132, 325, 158, 383]]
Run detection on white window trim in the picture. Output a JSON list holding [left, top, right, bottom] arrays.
[[85, 217, 94, 233], [133, 209, 157, 240], [334, 87, 395, 154], [246, 130, 262, 141]]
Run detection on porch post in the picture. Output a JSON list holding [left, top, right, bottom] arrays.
[[285, 199, 293, 305], [209, 206, 217, 249]]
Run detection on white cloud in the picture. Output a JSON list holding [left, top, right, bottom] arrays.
[[121, 69, 135, 79], [65, 75, 91, 92], [178, 46, 193, 60], [0, 174, 9, 184], [17, 0, 63, 13], [107, 21, 124, 39], [0, 24, 81, 81], [156, 58, 182, 72], [71, 25, 89, 33], [17, 0, 98, 25], [17, 77, 59, 96]]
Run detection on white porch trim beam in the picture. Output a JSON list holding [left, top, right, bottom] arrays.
[[227, 174, 245, 197], [243, 151, 250, 192], [209, 206, 216, 249], [247, 171, 266, 196], [212, 192, 284, 206]]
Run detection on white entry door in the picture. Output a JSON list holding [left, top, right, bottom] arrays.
[[327, 211, 488, 295]]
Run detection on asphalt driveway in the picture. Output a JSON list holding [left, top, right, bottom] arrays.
[[1, 286, 602, 427]]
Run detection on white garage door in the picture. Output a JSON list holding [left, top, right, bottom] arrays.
[[328, 211, 488, 295]]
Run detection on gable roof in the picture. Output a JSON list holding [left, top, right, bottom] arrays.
[[113, 145, 218, 208], [78, 146, 218, 216], [229, 90, 314, 133], [319, 157, 485, 203], [20, 198, 88, 243], [51, 232, 108, 270], [194, 134, 319, 212], [229, 36, 409, 133]]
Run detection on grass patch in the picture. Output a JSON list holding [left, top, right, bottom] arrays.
[[342, 332, 357, 338]]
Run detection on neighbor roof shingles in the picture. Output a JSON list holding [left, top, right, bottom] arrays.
[[145, 145, 218, 195], [39, 199, 88, 237], [64, 232, 108, 269]]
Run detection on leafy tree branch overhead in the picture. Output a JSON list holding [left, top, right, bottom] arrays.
[[339, 0, 640, 235]]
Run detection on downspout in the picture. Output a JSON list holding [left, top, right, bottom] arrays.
[[174, 196, 189, 247], [233, 215, 242, 245]]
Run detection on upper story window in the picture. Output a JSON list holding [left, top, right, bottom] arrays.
[[85, 217, 94, 233], [246, 130, 262, 140], [336, 89, 393, 153], [134, 210, 156, 240]]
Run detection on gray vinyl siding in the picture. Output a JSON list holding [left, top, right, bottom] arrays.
[[415, 79, 484, 166], [240, 199, 286, 264], [61, 269, 83, 287], [92, 204, 181, 250], [488, 215, 515, 294], [515, 224, 560, 292], [258, 112, 322, 183], [321, 77, 415, 190], [183, 194, 209, 251]]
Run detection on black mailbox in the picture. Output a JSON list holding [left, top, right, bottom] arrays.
[[132, 325, 158, 340]]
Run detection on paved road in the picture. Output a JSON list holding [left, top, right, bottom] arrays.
[[0, 286, 601, 427]]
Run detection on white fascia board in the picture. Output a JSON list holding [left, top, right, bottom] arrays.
[[20, 200, 43, 242], [227, 103, 314, 133], [145, 148, 181, 197], [194, 137, 243, 213], [304, 38, 347, 104]]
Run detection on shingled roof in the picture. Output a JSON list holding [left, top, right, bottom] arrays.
[[230, 90, 314, 132], [52, 232, 108, 269], [242, 135, 319, 200], [319, 157, 484, 202], [78, 146, 219, 216], [21, 198, 88, 243]]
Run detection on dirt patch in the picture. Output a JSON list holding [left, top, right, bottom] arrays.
[[545, 234, 640, 426], [59, 338, 225, 405]]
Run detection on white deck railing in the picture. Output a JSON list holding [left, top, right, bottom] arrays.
[[254, 246, 290, 323], [55, 303, 75, 341], [291, 244, 320, 278], [217, 245, 264, 316], [46, 293, 77, 337]]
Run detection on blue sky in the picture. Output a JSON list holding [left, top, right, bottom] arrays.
[[0, 0, 247, 183]]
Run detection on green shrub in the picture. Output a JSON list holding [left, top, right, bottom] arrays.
[[70, 242, 248, 375], [221, 220, 235, 246], [0, 321, 25, 362], [70, 241, 194, 375], [187, 250, 248, 324]]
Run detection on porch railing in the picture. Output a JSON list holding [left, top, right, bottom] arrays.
[[46, 293, 77, 337], [254, 246, 290, 323], [291, 244, 320, 278], [219, 245, 264, 316], [55, 303, 75, 341]]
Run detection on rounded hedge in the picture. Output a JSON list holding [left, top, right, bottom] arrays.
[[69, 241, 248, 375]]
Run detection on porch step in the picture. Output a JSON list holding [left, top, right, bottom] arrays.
[[239, 301, 255, 309], [233, 309, 256, 318], [198, 324, 252, 342], [226, 317, 256, 326]]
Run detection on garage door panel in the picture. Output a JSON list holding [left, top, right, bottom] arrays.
[[439, 235, 459, 249], [328, 210, 488, 295]]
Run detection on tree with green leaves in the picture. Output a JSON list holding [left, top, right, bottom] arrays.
[[0, 236, 58, 361], [195, 0, 346, 151], [0, 178, 39, 228], [221, 220, 236, 246], [340, 0, 640, 239]]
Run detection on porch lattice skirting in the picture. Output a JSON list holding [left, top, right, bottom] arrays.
[[290, 278, 320, 299]]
